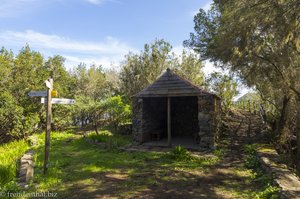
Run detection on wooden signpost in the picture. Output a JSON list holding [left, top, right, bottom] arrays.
[[44, 78, 53, 175], [28, 78, 75, 174]]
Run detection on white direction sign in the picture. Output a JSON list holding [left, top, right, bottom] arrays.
[[41, 98, 76, 105], [28, 91, 47, 97], [45, 80, 53, 89]]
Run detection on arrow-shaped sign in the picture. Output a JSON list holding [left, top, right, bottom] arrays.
[[45, 79, 53, 89], [41, 98, 76, 104], [28, 91, 47, 97]]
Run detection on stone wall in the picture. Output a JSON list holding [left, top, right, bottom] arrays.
[[18, 150, 35, 187], [132, 98, 143, 143], [197, 95, 218, 149]]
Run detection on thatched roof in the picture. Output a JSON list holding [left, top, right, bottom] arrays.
[[135, 69, 220, 98]]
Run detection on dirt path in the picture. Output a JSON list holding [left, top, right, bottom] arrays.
[[104, 143, 256, 199]]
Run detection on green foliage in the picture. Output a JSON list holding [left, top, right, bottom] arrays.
[[244, 144, 260, 169], [172, 50, 204, 87], [71, 64, 109, 99], [0, 181, 22, 198], [26, 131, 220, 197], [0, 139, 29, 186], [213, 147, 226, 158], [68, 65, 125, 130], [244, 144, 280, 199], [206, 72, 239, 112], [0, 46, 74, 142], [255, 185, 280, 199], [103, 95, 131, 129], [87, 130, 131, 149], [120, 39, 172, 99], [120, 39, 205, 100], [185, 1, 300, 118], [167, 145, 194, 162], [186, 0, 300, 169], [0, 91, 24, 142]]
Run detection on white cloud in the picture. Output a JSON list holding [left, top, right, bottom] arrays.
[[202, 1, 212, 12], [0, 30, 137, 69], [85, 0, 120, 5], [0, 0, 38, 17], [172, 45, 198, 56], [203, 61, 223, 76], [172, 45, 184, 56], [85, 0, 105, 5], [190, 1, 213, 17], [0, 0, 114, 17], [0, 30, 134, 55]]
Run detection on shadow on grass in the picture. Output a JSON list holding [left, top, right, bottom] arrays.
[[30, 132, 260, 199]]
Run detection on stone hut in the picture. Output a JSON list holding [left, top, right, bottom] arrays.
[[132, 69, 221, 149]]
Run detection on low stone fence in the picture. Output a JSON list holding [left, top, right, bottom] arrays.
[[257, 147, 300, 199], [18, 150, 35, 187], [18, 135, 37, 188]]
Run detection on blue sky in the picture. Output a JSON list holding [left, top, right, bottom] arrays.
[[0, 0, 215, 71]]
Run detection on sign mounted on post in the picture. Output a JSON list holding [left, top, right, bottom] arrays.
[[41, 98, 76, 105], [28, 91, 47, 97], [28, 78, 75, 175], [51, 90, 58, 97], [45, 80, 52, 89]]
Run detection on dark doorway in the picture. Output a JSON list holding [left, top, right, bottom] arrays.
[[170, 96, 199, 138], [142, 96, 199, 144], [142, 97, 167, 139]]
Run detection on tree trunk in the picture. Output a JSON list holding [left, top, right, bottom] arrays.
[[276, 95, 290, 134], [94, 115, 99, 135], [296, 94, 300, 171], [94, 122, 99, 135]]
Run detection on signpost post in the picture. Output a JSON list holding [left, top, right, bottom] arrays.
[[28, 78, 75, 175], [44, 78, 53, 175]]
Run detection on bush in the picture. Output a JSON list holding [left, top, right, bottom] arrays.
[[0, 91, 41, 143], [103, 95, 131, 130], [213, 148, 226, 158], [244, 144, 260, 169], [167, 145, 194, 162]]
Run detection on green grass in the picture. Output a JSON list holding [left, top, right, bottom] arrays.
[[0, 139, 30, 187], [1, 131, 279, 198], [87, 130, 131, 149], [25, 131, 220, 198], [243, 144, 280, 199]]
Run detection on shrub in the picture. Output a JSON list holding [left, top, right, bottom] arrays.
[[244, 144, 260, 169], [102, 95, 131, 131], [213, 148, 226, 158], [167, 145, 194, 162]]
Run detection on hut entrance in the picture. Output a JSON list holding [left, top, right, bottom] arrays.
[[142, 96, 199, 147], [133, 69, 220, 150]]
